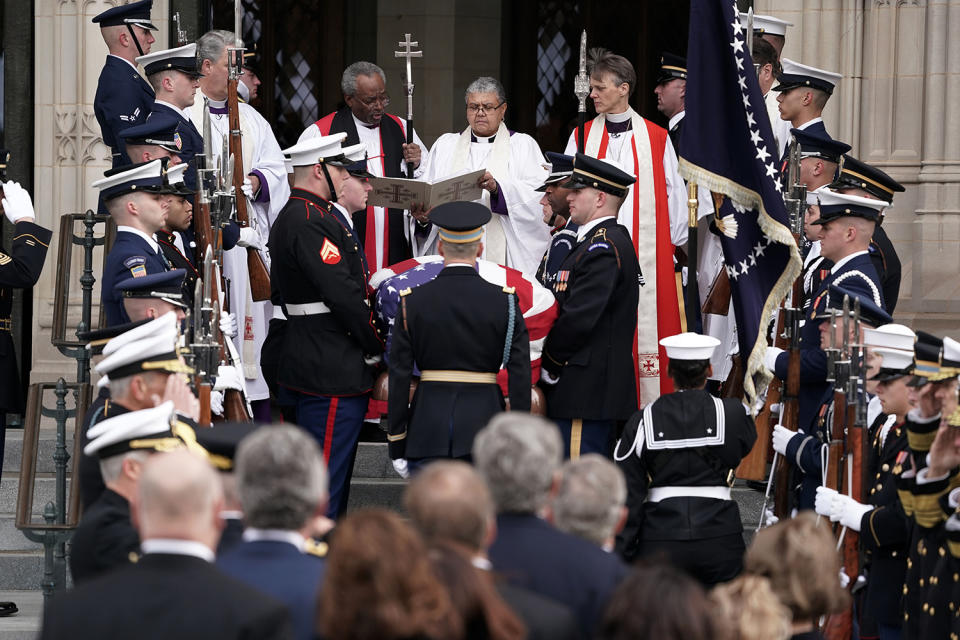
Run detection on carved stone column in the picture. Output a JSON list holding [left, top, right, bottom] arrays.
[[31, 0, 168, 382]]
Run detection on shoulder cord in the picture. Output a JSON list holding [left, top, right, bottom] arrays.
[[501, 293, 515, 368]]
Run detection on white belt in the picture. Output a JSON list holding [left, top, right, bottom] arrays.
[[646, 486, 731, 502], [285, 302, 331, 316], [271, 306, 287, 321]]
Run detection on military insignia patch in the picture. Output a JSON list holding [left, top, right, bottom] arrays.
[[124, 256, 148, 277], [320, 238, 341, 264], [173, 132, 183, 150], [587, 242, 609, 252]]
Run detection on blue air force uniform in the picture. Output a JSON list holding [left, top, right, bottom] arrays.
[[388, 202, 531, 466], [268, 137, 384, 519], [541, 154, 640, 458]]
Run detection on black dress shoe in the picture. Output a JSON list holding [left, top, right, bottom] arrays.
[[0, 602, 18, 617]]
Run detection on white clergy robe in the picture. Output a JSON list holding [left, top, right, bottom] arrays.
[[416, 122, 550, 276], [189, 92, 290, 402]]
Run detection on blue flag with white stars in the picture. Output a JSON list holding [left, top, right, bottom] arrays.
[[679, 0, 802, 409]]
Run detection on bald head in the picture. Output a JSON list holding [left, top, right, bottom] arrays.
[[404, 460, 494, 551], [133, 450, 224, 548]]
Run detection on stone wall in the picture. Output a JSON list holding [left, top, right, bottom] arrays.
[[757, 0, 960, 330]]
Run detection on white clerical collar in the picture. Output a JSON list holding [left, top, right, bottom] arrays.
[[668, 111, 685, 131], [577, 215, 615, 242], [140, 538, 215, 562], [118, 225, 160, 253], [109, 54, 140, 73], [796, 116, 823, 131], [219, 510, 243, 520], [830, 249, 868, 274], [352, 113, 379, 132], [155, 99, 192, 122], [604, 110, 632, 123], [206, 95, 227, 110], [472, 132, 495, 144], [242, 527, 306, 551]]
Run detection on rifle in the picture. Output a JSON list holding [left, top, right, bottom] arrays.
[[226, 7, 271, 301], [190, 102, 251, 423], [822, 297, 866, 640]]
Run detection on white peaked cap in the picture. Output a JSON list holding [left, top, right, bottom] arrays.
[[864, 324, 915, 351], [741, 13, 793, 37], [281, 132, 349, 167], [341, 143, 368, 163], [660, 332, 721, 361], [84, 401, 178, 457], [873, 347, 914, 372]]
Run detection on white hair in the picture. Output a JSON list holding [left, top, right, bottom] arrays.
[[465, 76, 506, 104], [551, 454, 626, 546]]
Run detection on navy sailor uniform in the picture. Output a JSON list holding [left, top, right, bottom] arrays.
[[614, 389, 756, 585]]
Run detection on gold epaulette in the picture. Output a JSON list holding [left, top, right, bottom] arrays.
[[502, 286, 516, 294], [128, 551, 141, 564], [399, 288, 412, 297], [304, 538, 328, 558]]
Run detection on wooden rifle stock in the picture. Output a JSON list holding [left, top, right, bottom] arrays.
[[197, 384, 212, 426], [736, 378, 776, 481], [701, 266, 731, 316], [227, 60, 271, 302], [773, 305, 801, 519]]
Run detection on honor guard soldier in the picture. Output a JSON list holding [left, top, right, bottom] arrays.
[[541, 154, 641, 458], [268, 134, 384, 519], [614, 332, 757, 585], [654, 53, 687, 156], [152, 164, 198, 303], [119, 114, 184, 168], [92, 0, 158, 171], [136, 43, 204, 192], [764, 188, 887, 434], [96, 159, 175, 326], [71, 402, 189, 584], [831, 154, 905, 313], [535, 152, 578, 289], [774, 58, 842, 168], [815, 334, 914, 640], [388, 201, 531, 476], [0, 177, 51, 484], [791, 127, 851, 191], [772, 284, 892, 511]]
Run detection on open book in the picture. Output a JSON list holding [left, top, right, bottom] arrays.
[[366, 168, 486, 210]]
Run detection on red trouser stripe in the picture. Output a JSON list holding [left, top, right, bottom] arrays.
[[323, 397, 339, 464]]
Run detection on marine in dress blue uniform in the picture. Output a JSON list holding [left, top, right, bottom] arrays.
[[534, 152, 579, 289], [388, 202, 531, 470], [96, 159, 175, 326], [137, 43, 204, 193], [267, 134, 384, 519], [766, 189, 888, 436], [540, 154, 641, 458], [92, 1, 158, 170], [615, 333, 757, 585]]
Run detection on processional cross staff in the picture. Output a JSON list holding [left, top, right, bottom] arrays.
[[395, 33, 423, 179], [574, 30, 589, 152]]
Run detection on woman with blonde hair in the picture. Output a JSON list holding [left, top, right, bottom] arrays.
[[744, 512, 850, 640], [317, 509, 463, 640], [710, 574, 791, 640]]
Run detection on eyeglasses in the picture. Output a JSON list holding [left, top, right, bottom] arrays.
[[467, 102, 504, 114], [358, 93, 391, 108]]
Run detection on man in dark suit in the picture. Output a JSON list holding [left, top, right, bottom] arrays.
[[92, 0, 157, 171], [540, 153, 640, 458], [405, 459, 579, 640], [765, 188, 887, 436], [475, 413, 628, 639], [388, 201, 531, 475], [42, 448, 292, 639], [268, 133, 384, 518], [218, 424, 329, 640], [615, 332, 757, 585], [95, 159, 174, 326], [831, 155, 905, 313]]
